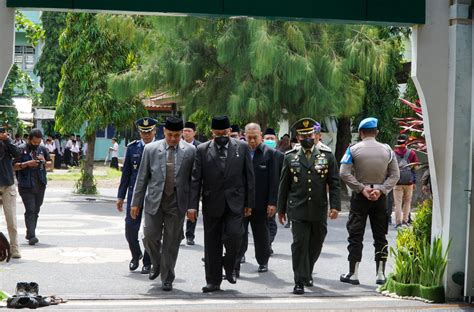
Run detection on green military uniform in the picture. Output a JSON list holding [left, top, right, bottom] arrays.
[[277, 118, 341, 291]]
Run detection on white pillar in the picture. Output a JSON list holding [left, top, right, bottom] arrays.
[[412, 0, 472, 299], [0, 0, 14, 93]]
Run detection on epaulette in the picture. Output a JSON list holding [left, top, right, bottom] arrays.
[[285, 146, 300, 155], [127, 140, 138, 147], [318, 142, 332, 153]]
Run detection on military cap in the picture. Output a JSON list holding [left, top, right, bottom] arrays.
[[212, 116, 231, 130], [358, 117, 378, 130], [184, 121, 196, 131], [135, 117, 157, 132], [264, 128, 276, 136], [292, 118, 318, 135], [165, 117, 184, 131], [231, 124, 240, 133]]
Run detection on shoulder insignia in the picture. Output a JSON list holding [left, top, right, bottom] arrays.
[[318, 142, 332, 153], [285, 147, 299, 155], [127, 140, 138, 147]]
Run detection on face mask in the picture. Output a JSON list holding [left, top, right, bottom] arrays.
[[300, 138, 315, 149], [264, 140, 277, 149], [215, 136, 229, 146]]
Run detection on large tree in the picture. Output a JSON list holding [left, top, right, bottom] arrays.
[[34, 12, 67, 107], [56, 13, 145, 193], [107, 18, 392, 134]]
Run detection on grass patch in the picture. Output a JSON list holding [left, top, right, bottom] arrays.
[[48, 167, 122, 181]]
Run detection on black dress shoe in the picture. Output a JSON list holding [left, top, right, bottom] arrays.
[[258, 264, 268, 273], [304, 279, 313, 287], [141, 265, 151, 275], [162, 282, 173, 291], [186, 238, 195, 246], [224, 269, 237, 284], [202, 284, 220, 293], [149, 266, 160, 280], [28, 237, 39, 246], [293, 284, 304, 295], [129, 255, 143, 271], [7, 296, 39, 309]]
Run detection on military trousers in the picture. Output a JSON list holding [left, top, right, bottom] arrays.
[[125, 195, 150, 266], [143, 193, 185, 283], [346, 193, 388, 263], [291, 219, 327, 284]]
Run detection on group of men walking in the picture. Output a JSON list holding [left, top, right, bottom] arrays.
[[116, 115, 400, 294]]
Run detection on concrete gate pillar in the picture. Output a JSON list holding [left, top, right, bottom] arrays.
[[0, 0, 14, 93], [412, 0, 472, 299]]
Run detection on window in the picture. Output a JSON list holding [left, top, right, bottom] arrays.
[[14, 46, 35, 71], [96, 129, 105, 138], [106, 125, 115, 139]]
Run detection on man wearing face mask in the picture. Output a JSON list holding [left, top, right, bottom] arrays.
[[234, 123, 279, 276], [263, 128, 283, 253], [13, 129, 51, 246], [189, 116, 255, 293], [277, 118, 341, 295]]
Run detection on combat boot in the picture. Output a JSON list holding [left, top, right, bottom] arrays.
[[376, 261, 386, 285], [340, 261, 360, 285]]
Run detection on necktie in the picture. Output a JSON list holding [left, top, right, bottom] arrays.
[[164, 146, 175, 196], [218, 145, 226, 170], [305, 149, 312, 161]]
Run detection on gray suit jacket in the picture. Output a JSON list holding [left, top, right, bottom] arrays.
[[131, 139, 196, 215]]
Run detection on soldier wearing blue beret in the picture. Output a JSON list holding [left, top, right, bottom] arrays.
[[117, 117, 157, 274], [339, 117, 400, 285]]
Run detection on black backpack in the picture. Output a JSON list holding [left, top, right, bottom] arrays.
[[396, 149, 413, 185]]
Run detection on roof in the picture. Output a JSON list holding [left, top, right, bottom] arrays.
[[142, 92, 180, 112]]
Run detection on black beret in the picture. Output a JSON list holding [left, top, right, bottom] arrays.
[[231, 124, 240, 133], [264, 128, 276, 136], [212, 116, 230, 130], [165, 117, 184, 131], [184, 121, 196, 131]]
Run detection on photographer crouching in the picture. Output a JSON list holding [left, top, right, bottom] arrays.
[[13, 129, 51, 246]]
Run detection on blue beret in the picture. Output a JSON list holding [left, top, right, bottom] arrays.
[[313, 122, 321, 133], [358, 117, 378, 130], [135, 117, 157, 132]]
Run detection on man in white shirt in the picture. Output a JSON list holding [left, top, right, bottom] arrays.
[[109, 138, 119, 170]]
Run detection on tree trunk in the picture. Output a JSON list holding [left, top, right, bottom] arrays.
[[77, 134, 97, 194], [335, 117, 352, 164]]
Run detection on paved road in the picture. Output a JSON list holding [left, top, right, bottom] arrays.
[[0, 188, 471, 311]]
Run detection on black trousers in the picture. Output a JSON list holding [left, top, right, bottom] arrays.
[[125, 195, 150, 267], [291, 219, 327, 284], [267, 215, 278, 244], [19, 186, 45, 240], [346, 193, 388, 263], [203, 204, 243, 285], [110, 157, 119, 170], [235, 212, 270, 271], [54, 150, 62, 169], [185, 219, 197, 240]]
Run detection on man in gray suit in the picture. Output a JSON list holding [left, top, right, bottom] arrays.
[[189, 115, 255, 293], [131, 117, 196, 291]]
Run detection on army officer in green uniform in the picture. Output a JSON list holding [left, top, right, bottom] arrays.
[[277, 118, 341, 295]]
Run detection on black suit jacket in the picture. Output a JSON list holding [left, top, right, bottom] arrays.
[[273, 149, 284, 177], [190, 138, 255, 218], [252, 144, 279, 215]]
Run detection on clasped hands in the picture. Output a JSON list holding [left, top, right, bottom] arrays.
[[362, 186, 382, 201]]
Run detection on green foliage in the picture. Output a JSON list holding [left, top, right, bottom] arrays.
[[74, 160, 97, 194], [34, 12, 67, 107], [107, 17, 394, 127], [417, 237, 451, 287], [412, 199, 432, 246], [15, 10, 45, 46], [390, 227, 419, 284]]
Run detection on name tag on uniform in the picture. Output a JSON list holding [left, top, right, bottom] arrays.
[[259, 164, 267, 169]]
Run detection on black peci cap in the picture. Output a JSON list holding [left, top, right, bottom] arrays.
[[184, 121, 196, 131], [264, 128, 276, 136], [212, 116, 231, 130], [231, 124, 240, 133], [165, 117, 184, 131]]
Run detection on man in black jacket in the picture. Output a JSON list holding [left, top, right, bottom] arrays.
[[0, 128, 21, 258], [235, 123, 279, 275], [189, 116, 255, 293]]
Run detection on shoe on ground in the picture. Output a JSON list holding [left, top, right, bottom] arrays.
[[224, 268, 237, 284], [141, 265, 151, 275], [28, 237, 39, 245], [202, 284, 220, 293], [304, 279, 313, 287], [258, 264, 268, 273], [240, 256, 246, 264], [394, 223, 403, 229], [269, 248, 274, 255], [186, 238, 195, 246], [7, 296, 39, 309], [293, 284, 304, 295], [129, 255, 143, 271], [162, 282, 173, 291], [340, 273, 360, 285], [11, 250, 21, 259], [149, 266, 160, 280]]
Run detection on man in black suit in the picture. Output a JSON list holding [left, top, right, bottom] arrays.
[[182, 121, 201, 246], [189, 116, 255, 293], [235, 123, 279, 275]]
